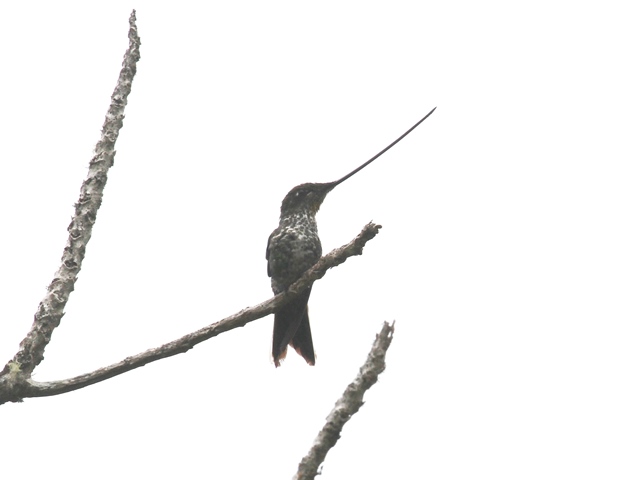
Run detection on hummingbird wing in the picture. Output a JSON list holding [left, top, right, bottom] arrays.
[[266, 230, 275, 277], [272, 286, 315, 366]]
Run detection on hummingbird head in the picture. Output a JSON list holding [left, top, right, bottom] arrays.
[[279, 181, 337, 217], [278, 107, 437, 219]]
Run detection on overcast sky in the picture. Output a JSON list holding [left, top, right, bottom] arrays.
[[1, 2, 639, 479]]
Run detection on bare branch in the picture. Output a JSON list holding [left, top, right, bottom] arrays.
[[294, 321, 395, 480], [1, 11, 141, 380], [0, 223, 381, 404]]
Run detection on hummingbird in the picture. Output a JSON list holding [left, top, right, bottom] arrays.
[[267, 107, 436, 367]]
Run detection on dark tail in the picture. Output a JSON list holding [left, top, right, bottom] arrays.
[[272, 287, 316, 367]]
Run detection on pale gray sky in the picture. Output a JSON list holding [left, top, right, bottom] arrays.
[[1, 2, 639, 479]]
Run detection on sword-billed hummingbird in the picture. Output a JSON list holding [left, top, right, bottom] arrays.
[[267, 107, 436, 366]]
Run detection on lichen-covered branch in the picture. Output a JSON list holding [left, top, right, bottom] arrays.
[[294, 321, 395, 480], [0, 223, 381, 404], [0, 11, 141, 379]]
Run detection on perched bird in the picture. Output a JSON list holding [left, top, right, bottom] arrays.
[[267, 107, 436, 366]]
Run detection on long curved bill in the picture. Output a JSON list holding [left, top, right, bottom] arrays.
[[326, 106, 437, 190]]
